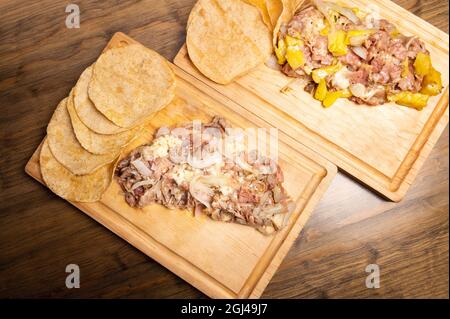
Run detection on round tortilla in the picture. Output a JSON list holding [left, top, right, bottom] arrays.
[[67, 90, 140, 155], [273, 0, 306, 47], [88, 44, 176, 128], [266, 0, 283, 28], [73, 66, 127, 135], [46, 98, 117, 175], [243, 0, 273, 30], [40, 140, 112, 202], [186, 0, 272, 84]]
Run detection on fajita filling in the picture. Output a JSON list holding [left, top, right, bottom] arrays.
[[274, 0, 442, 109], [115, 116, 294, 235]]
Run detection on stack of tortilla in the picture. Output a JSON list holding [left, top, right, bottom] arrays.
[[186, 0, 305, 84], [40, 44, 176, 202]]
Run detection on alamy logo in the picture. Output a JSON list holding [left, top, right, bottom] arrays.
[[65, 4, 80, 29], [65, 264, 80, 288], [365, 264, 380, 289]]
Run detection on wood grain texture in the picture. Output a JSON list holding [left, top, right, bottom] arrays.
[[0, 0, 448, 298], [24, 32, 337, 299], [175, 0, 449, 202]]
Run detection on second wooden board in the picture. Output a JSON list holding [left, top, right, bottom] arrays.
[[174, 0, 449, 201]]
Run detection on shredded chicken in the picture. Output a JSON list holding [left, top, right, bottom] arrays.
[[115, 117, 294, 235]]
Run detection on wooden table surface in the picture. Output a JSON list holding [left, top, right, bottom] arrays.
[[0, 0, 448, 299]]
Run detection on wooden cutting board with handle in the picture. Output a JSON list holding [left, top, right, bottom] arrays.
[[25, 32, 336, 298], [174, 0, 449, 201]]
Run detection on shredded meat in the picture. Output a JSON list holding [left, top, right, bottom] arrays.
[[339, 50, 362, 69], [351, 85, 387, 105], [348, 69, 369, 85], [287, 6, 326, 41], [310, 36, 334, 65], [279, 4, 431, 106], [115, 117, 294, 235]]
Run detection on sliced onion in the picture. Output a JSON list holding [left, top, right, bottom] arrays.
[[313, 0, 360, 26], [235, 156, 257, 174], [405, 36, 417, 49], [313, 0, 335, 29], [155, 126, 170, 138], [366, 85, 385, 99], [351, 46, 368, 60], [258, 224, 276, 235], [131, 159, 152, 177], [189, 175, 238, 208], [332, 67, 351, 90], [260, 203, 285, 218], [131, 179, 155, 190], [271, 213, 285, 230], [265, 54, 281, 70], [189, 176, 214, 208], [364, 13, 380, 30], [349, 34, 370, 47], [188, 152, 222, 169], [328, 3, 360, 24], [349, 83, 366, 98], [350, 84, 383, 100]]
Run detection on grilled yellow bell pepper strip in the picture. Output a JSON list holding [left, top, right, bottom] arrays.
[[420, 67, 443, 96], [345, 29, 375, 45], [284, 35, 305, 70], [388, 92, 429, 110], [414, 52, 431, 76], [390, 28, 400, 37], [401, 58, 410, 78], [275, 38, 287, 65], [312, 62, 342, 83], [285, 35, 303, 47], [328, 30, 348, 56], [323, 91, 342, 108], [322, 89, 352, 108], [314, 79, 328, 101], [286, 47, 305, 70], [340, 89, 352, 98], [320, 20, 330, 36]]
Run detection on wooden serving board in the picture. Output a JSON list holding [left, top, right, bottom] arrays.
[[25, 32, 336, 298], [174, 0, 449, 202]]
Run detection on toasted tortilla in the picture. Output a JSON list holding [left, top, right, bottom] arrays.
[[73, 66, 127, 135], [67, 90, 140, 155], [272, 0, 306, 47], [266, 0, 283, 27], [40, 140, 112, 202], [186, 0, 272, 84], [46, 98, 117, 175], [88, 44, 176, 128], [243, 0, 273, 30]]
